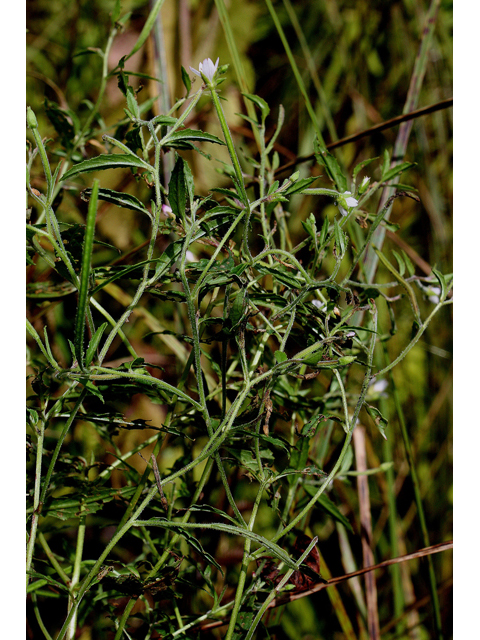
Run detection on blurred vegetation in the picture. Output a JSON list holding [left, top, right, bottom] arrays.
[[27, 0, 452, 638]]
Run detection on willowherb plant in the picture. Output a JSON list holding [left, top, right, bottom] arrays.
[[27, 17, 452, 640]]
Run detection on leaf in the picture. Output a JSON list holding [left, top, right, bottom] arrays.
[[81, 187, 151, 217], [288, 435, 310, 480], [111, 0, 121, 23], [381, 161, 416, 183], [26, 280, 77, 299], [431, 267, 447, 300], [353, 156, 379, 182], [283, 176, 319, 196], [301, 213, 317, 242], [168, 155, 187, 221], [126, 86, 139, 119], [181, 65, 191, 94], [223, 287, 249, 336], [209, 187, 242, 200], [85, 322, 108, 366], [27, 572, 70, 594], [152, 115, 179, 127], [256, 265, 305, 289], [274, 351, 288, 363], [74, 179, 99, 369], [61, 153, 151, 181], [392, 249, 406, 276], [164, 129, 225, 147], [43, 485, 138, 520], [402, 250, 415, 277], [139, 518, 297, 568], [83, 380, 104, 402], [242, 92, 269, 121], [124, 0, 166, 61], [365, 403, 388, 439], [333, 218, 346, 255], [44, 99, 75, 149], [313, 136, 347, 192], [319, 216, 329, 245]]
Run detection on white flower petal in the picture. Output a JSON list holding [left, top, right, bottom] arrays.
[[345, 196, 358, 207], [190, 57, 219, 82]]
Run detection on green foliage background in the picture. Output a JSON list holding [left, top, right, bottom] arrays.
[[27, 0, 452, 638]]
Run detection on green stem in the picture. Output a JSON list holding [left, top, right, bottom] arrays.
[[38, 533, 70, 585], [374, 295, 452, 378], [388, 358, 443, 639], [26, 411, 47, 587], [207, 81, 253, 258], [264, 0, 326, 146], [31, 592, 54, 640], [225, 485, 264, 640], [213, 0, 262, 150], [377, 346, 405, 633], [66, 509, 86, 640], [40, 391, 87, 507]]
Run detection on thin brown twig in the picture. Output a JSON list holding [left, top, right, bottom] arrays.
[[273, 98, 453, 177], [198, 540, 453, 632]]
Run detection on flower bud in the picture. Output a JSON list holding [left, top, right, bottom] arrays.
[[358, 176, 370, 195], [27, 106, 38, 130]]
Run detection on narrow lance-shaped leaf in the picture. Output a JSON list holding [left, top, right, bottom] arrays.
[[85, 322, 108, 367], [61, 153, 151, 181], [75, 179, 99, 370], [168, 155, 187, 224], [313, 135, 347, 192], [381, 161, 416, 183], [81, 187, 151, 218], [242, 93, 270, 123], [180, 66, 191, 94], [353, 156, 379, 182], [162, 128, 226, 147], [134, 519, 298, 569], [365, 403, 388, 440], [124, 0, 166, 61], [334, 218, 346, 255]]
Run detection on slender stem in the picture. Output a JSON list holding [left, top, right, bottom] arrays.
[[38, 533, 70, 585], [206, 81, 253, 258], [66, 509, 86, 640], [374, 294, 452, 378], [388, 357, 443, 639], [31, 593, 54, 640], [40, 391, 87, 507], [26, 411, 47, 586], [225, 485, 264, 640]]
